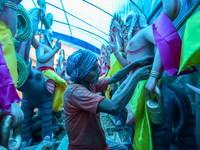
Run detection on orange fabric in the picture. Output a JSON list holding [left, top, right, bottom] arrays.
[[64, 78, 109, 150]]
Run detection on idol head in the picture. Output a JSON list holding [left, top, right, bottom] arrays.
[[41, 29, 54, 48]]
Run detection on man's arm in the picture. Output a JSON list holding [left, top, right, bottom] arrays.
[[108, 55, 153, 84], [108, 60, 136, 84], [97, 65, 151, 115]]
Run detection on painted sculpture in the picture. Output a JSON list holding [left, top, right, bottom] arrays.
[[100, 45, 110, 77], [15, 1, 67, 149], [17, 60, 55, 148], [109, 0, 197, 149], [0, 0, 24, 149], [31, 21, 67, 114], [55, 49, 66, 79], [14, 0, 57, 148]]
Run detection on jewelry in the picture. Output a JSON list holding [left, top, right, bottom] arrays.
[[150, 71, 162, 79], [3, 1, 17, 11], [15, 4, 33, 42]]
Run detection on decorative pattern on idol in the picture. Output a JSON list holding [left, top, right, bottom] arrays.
[[109, 13, 125, 48]]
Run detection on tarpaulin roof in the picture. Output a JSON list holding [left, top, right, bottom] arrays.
[[21, 0, 200, 55]]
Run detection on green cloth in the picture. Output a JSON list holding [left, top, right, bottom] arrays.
[[130, 79, 161, 150], [179, 10, 200, 73], [107, 52, 124, 77]]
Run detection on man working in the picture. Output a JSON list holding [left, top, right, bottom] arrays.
[[64, 49, 153, 150]]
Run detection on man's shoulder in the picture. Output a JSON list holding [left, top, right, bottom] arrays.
[[65, 84, 86, 94]]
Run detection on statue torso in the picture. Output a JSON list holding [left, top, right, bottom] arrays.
[[126, 27, 155, 75], [36, 44, 55, 69], [126, 29, 154, 63]]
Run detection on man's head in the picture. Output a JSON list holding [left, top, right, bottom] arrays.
[[41, 29, 53, 48], [66, 49, 100, 84]]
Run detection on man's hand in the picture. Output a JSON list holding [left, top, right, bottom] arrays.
[[53, 36, 61, 51], [132, 55, 154, 66], [134, 65, 152, 81]]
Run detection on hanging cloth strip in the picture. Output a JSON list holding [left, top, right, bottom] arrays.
[[153, 12, 196, 76], [0, 42, 20, 112], [178, 10, 200, 74], [37, 66, 68, 112]]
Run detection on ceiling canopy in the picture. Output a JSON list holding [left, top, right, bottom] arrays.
[[21, 0, 200, 55]]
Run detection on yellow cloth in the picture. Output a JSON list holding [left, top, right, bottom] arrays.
[[0, 20, 18, 86], [107, 52, 124, 77], [41, 70, 67, 112], [130, 80, 161, 150], [178, 10, 200, 74], [99, 74, 106, 79], [105, 85, 112, 99]]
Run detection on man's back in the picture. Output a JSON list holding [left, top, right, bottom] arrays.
[[63, 79, 110, 150]]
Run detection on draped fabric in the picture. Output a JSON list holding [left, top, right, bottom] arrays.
[[0, 42, 20, 111], [40, 69, 67, 112], [179, 10, 200, 74], [0, 20, 18, 86], [130, 80, 153, 150], [130, 80, 161, 150]]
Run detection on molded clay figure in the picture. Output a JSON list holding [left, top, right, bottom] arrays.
[[0, 0, 24, 149], [18, 60, 55, 149], [28, 3, 67, 148], [14, 1, 57, 149], [109, 0, 197, 149], [32, 29, 67, 112], [55, 49, 66, 78]]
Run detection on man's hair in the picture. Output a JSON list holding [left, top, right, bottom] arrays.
[[66, 49, 97, 82]]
